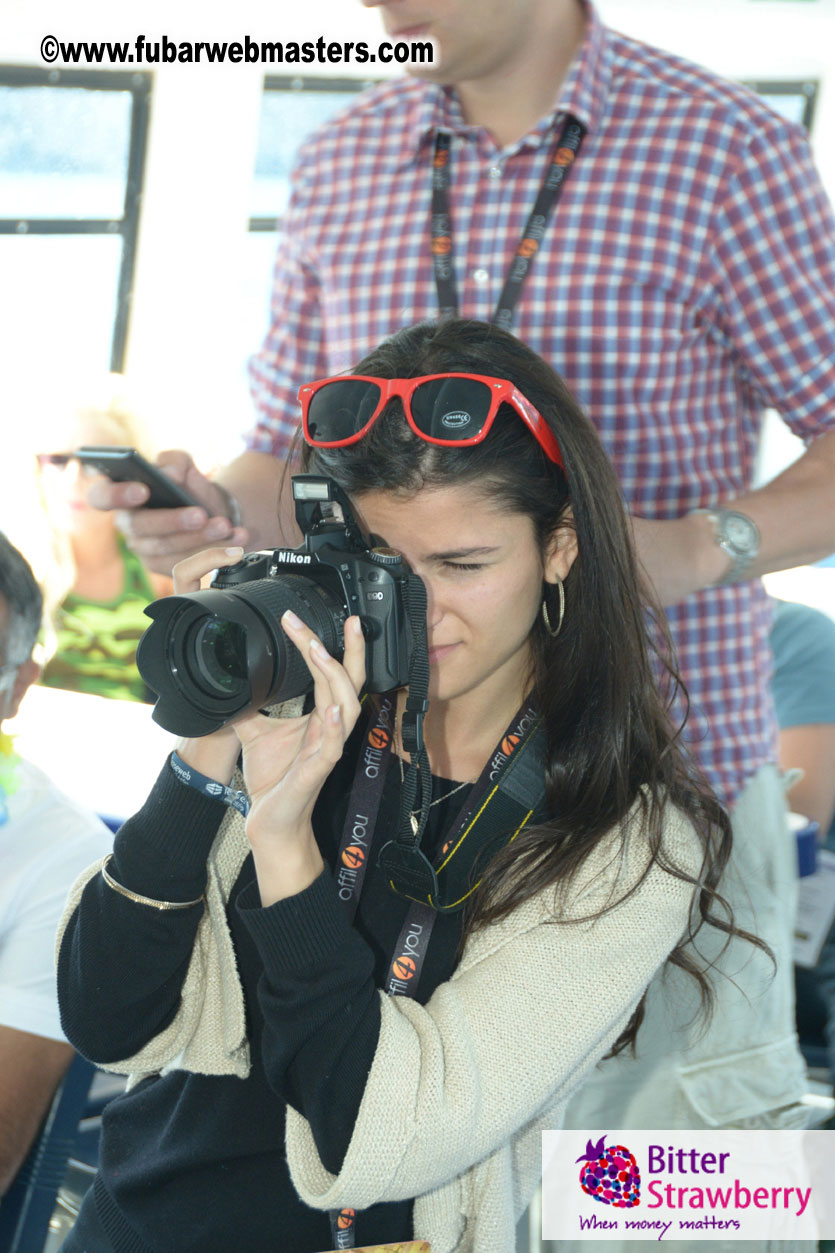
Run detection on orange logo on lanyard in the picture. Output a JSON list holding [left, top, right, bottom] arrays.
[[341, 845, 366, 869], [368, 726, 390, 750], [392, 954, 417, 980]]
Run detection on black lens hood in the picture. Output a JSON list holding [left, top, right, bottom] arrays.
[[137, 590, 279, 736]]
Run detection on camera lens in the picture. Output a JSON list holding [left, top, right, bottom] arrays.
[[137, 574, 346, 736], [190, 617, 248, 697]]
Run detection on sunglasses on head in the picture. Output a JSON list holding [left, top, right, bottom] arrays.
[[297, 373, 564, 468]]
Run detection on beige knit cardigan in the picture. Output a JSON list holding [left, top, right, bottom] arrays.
[[57, 762, 702, 1253]]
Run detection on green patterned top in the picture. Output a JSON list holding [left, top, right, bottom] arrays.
[[41, 537, 157, 702]]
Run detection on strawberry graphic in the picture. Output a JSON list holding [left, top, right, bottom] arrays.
[[577, 1135, 641, 1208]]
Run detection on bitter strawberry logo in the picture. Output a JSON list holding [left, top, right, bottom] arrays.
[[577, 1135, 641, 1208]]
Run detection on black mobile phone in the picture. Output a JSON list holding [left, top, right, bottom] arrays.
[[75, 446, 201, 510]]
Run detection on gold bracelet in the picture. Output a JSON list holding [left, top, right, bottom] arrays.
[[100, 855, 205, 911]]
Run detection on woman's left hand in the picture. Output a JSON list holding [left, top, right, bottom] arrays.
[[233, 611, 366, 902]]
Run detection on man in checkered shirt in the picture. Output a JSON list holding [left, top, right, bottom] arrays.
[[103, 0, 835, 1163]]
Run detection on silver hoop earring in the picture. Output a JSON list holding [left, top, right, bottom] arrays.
[[541, 576, 565, 638]]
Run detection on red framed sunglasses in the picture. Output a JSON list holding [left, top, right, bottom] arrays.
[[297, 373, 564, 468]]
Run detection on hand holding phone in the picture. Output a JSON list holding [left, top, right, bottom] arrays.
[[76, 446, 202, 510], [80, 446, 250, 577]]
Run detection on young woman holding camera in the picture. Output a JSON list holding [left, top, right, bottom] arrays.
[[57, 319, 749, 1253]]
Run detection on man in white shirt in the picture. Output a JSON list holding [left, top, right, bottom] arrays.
[[0, 532, 112, 1195]]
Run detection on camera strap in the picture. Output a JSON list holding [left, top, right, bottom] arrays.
[[394, 572, 434, 854], [337, 692, 546, 920], [378, 701, 547, 912]]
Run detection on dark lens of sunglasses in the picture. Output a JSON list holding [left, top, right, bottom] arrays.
[[306, 379, 384, 443], [37, 453, 73, 468], [410, 378, 493, 441]]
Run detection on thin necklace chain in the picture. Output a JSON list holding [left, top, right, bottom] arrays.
[[395, 715, 476, 835]]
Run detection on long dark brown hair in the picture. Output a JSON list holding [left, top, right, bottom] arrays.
[[296, 318, 763, 1053]]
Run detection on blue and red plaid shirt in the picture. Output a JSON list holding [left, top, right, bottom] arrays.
[[247, 3, 835, 804]]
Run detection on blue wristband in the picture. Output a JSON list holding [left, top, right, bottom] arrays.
[[170, 752, 251, 817]]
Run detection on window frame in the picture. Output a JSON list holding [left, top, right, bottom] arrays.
[[0, 64, 152, 370], [742, 78, 819, 130], [249, 74, 374, 233]]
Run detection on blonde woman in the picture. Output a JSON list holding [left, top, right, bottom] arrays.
[[37, 377, 171, 702]]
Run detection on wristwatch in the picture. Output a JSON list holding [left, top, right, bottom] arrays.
[[212, 482, 242, 527], [693, 508, 760, 585]]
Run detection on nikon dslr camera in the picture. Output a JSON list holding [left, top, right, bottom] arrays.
[[136, 475, 424, 737]]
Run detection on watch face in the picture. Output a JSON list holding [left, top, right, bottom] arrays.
[[724, 512, 758, 554]]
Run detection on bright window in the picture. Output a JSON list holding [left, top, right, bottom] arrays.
[[0, 67, 150, 381]]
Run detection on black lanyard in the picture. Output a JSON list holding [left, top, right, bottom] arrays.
[[431, 114, 585, 329], [332, 694, 397, 917], [342, 697, 545, 919], [328, 696, 547, 1248]]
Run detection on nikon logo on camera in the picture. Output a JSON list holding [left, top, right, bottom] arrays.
[[275, 550, 312, 564]]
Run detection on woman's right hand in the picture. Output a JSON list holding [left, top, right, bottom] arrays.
[[169, 546, 248, 785]]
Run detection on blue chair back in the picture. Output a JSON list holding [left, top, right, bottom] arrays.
[[0, 1053, 96, 1253]]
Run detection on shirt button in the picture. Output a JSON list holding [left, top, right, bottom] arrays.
[[488, 164, 502, 180], [472, 268, 490, 285]]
